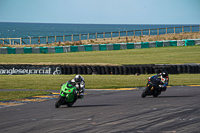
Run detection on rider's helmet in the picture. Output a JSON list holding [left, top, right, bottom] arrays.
[[75, 75, 82, 83], [70, 79, 76, 86], [161, 71, 168, 78], [160, 71, 169, 83]]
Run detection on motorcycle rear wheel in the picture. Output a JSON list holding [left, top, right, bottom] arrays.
[[67, 102, 74, 107], [153, 92, 159, 97], [153, 91, 161, 97]]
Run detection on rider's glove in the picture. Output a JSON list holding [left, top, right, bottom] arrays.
[[159, 85, 164, 88]]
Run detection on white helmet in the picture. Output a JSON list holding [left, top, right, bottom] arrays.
[[71, 79, 75, 83], [75, 75, 81, 82]]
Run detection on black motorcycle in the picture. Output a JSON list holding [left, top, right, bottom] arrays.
[[141, 76, 163, 98]]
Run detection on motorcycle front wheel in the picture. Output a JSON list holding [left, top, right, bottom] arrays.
[[55, 96, 65, 108], [67, 102, 74, 107], [141, 87, 149, 98]]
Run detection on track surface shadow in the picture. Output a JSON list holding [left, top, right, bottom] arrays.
[[146, 95, 193, 98]]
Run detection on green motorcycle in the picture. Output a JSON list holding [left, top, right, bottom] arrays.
[[55, 82, 78, 108]]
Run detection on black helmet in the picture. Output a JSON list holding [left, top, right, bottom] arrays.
[[161, 71, 168, 78]]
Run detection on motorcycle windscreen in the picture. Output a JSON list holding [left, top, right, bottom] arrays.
[[150, 78, 161, 86]]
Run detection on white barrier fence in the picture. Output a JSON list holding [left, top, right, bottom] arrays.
[[0, 39, 200, 54]]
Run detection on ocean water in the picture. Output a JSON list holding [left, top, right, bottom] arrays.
[[0, 22, 198, 44]]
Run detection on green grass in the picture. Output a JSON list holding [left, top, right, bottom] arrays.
[[0, 45, 199, 65], [0, 46, 199, 101], [0, 91, 51, 101], [0, 74, 199, 90]]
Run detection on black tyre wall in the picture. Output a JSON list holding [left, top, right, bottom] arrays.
[[1, 64, 200, 75]]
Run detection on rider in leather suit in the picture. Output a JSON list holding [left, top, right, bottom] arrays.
[[151, 71, 169, 91], [68, 75, 85, 99]]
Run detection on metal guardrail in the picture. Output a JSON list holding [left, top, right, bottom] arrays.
[[0, 25, 200, 45]]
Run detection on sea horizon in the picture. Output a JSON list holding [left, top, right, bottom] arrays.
[[1, 21, 198, 25], [0, 22, 199, 44]]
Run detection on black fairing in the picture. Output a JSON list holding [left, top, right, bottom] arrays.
[[149, 77, 161, 87]]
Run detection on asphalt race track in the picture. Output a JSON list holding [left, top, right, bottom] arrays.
[[0, 86, 200, 133]]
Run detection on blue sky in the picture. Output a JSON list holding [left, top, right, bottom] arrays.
[[0, 0, 200, 24]]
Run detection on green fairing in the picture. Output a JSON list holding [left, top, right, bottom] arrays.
[[60, 82, 77, 102]]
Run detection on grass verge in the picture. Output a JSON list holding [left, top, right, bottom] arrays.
[[0, 91, 51, 101], [0, 45, 199, 65], [0, 74, 199, 90]]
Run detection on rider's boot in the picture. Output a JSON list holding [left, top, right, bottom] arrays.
[[78, 88, 84, 99], [78, 93, 84, 99]]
